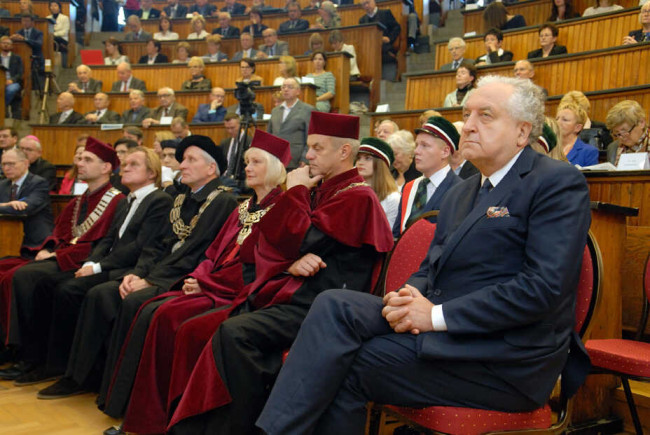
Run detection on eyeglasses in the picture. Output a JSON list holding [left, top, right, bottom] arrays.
[[612, 123, 636, 139], [1, 161, 18, 168], [158, 94, 172, 98]]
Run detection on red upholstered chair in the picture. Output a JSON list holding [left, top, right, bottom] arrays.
[[585, 252, 650, 435], [370, 231, 602, 435]]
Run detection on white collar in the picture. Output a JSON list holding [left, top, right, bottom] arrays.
[[480, 149, 523, 188], [426, 164, 450, 188], [282, 99, 299, 110], [129, 182, 158, 200], [13, 171, 28, 188]]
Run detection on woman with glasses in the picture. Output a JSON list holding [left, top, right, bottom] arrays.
[[181, 57, 212, 90], [236, 58, 264, 85], [605, 100, 649, 165], [623, 2, 650, 44]]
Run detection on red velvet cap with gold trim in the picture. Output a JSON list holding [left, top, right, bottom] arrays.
[[250, 129, 292, 167], [308, 111, 360, 139], [85, 137, 119, 169]]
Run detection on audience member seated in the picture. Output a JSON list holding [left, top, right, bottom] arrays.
[[556, 102, 598, 166], [203, 34, 228, 62], [123, 126, 144, 145], [257, 28, 289, 58], [82, 93, 121, 124], [180, 57, 212, 91], [136, 0, 161, 19], [304, 32, 324, 55], [192, 87, 227, 123], [279, 2, 310, 34], [306, 51, 335, 112], [189, 0, 217, 17], [154, 16, 179, 40], [47, 1, 70, 67], [160, 138, 181, 188], [583, 0, 623, 16], [124, 15, 152, 41], [312, 1, 340, 29], [356, 137, 400, 228], [605, 100, 649, 165], [110, 137, 137, 193], [0, 37, 24, 119], [122, 90, 152, 124], [440, 37, 474, 71], [273, 55, 300, 86], [213, 12, 241, 38], [418, 110, 442, 127], [152, 130, 175, 156], [387, 130, 419, 191], [0, 147, 53, 247], [623, 2, 650, 44], [138, 40, 169, 64], [359, 0, 400, 65], [237, 58, 264, 84], [222, 0, 247, 16], [543, 116, 567, 162], [560, 90, 612, 146], [328, 30, 360, 79], [0, 126, 18, 157], [188, 15, 210, 39], [513, 59, 535, 79], [19, 136, 56, 191], [173, 41, 191, 63], [375, 118, 398, 140], [170, 117, 191, 139], [392, 116, 460, 237], [220, 113, 253, 178], [68, 65, 103, 94], [548, 0, 580, 21], [14, 0, 37, 18], [57, 142, 87, 195], [50, 92, 84, 124], [233, 32, 258, 60], [443, 61, 476, 108], [267, 77, 313, 169], [483, 2, 526, 31], [243, 8, 268, 37], [475, 28, 513, 65], [143, 87, 189, 128], [111, 62, 147, 92], [104, 37, 130, 65], [527, 23, 568, 59], [163, 0, 188, 18]]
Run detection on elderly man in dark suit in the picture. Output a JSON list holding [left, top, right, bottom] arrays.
[[124, 15, 152, 41], [142, 87, 189, 128], [68, 64, 103, 94], [82, 93, 122, 124], [163, 0, 188, 18], [122, 90, 152, 124], [136, 0, 161, 19], [0, 148, 53, 248], [257, 28, 288, 58], [219, 113, 252, 178], [232, 32, 258, 61], [18, 136, 57, 192], [267, 77, 313, 169], [358, 0, 400, 64], [50, 92, 84, 125], [439, 37, 474, 71], [111, 62, 147, 92], [0, 36, 24, 119], [257, 76, 593, 434], [192, 87, 227, 123], [392, 116, 461, 238], [212, 12, 240, 38], [278, 2, 309, 34]]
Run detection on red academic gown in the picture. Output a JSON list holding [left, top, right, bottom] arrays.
[[108, 188, 282, 434], [0, 183, 123, 344], [167, 168, 394, 431]]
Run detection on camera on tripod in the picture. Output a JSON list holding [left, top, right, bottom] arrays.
[[234, 80, 260, 122]]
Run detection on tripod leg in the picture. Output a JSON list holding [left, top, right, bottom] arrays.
[[39, 77, 50, 124]]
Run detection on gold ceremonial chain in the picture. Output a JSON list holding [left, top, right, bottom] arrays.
[[70, 188, 121, 244], [333, 182, 369, 197], [236, 199, 274, 245], [169, 187, 224, 251]]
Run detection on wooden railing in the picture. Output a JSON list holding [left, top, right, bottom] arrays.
[[0, 215, 24, 257], [151, 0, 314, 12], [434, 7, 640, 70], [120, 23, 384, 110], [404, 43, 650, 110], [88, 51, 350, 113], [67, 85, 317, 120]]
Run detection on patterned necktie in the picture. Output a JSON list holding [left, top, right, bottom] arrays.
[[644, 33, 650, 42], [83, 82, 87, 92], [452, 60, 459, 69], [10, 183, 18, 200], [474, 179, 493, 207], [407, 178, 430, 223], [269, 46, 274, 56], [164, 108, 169, 117]]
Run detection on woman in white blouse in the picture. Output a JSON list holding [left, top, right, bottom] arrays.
[[104, 37, 130, 65], [47, 1, 70, 65], [154, 17, 180, 40], [582, 0, 623, 15], [188, 15, 209, 39]]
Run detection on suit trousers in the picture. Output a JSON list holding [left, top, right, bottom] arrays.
[[257, 289, 538, 435]]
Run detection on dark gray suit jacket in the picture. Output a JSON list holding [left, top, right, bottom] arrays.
[[258, 41, 289, 57], [232, 49, 259, 61], [50, 110, 85, 125], [111, 77, 147, 92], [124, 30, 153, 41], [150, 103, 188, 121], [122, 107, 153, 124], [82, 109, 122, 124], [71, 78, 103, 93], [267, 100, 313, 169]]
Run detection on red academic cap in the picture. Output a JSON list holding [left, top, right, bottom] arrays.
[[250, 129, 292, 167], [308, 111, 359, 140], [85, 137, 119, 169]]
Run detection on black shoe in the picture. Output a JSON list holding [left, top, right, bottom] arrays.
[[37, 377, 86, 399], [13, 366, 59, 386], [0, 361, 34, 380], [103, 423, 125, 435]]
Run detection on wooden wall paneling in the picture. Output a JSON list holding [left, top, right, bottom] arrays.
[[69, 85, 317, 120], [3, 0, 70, 17], [434, 8, 639, 70], [0, 216, 24, 258], [88, 52, 350, 113]]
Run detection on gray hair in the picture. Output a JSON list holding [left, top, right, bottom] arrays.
[[198, 148, 220, 177], [129, 89, 145, 99], [6, 147, 28, 161], [475, 75, 545, 145], [19, 136, 41, 151], [448, 37, 466, 48], [387, 130, 415, 157]]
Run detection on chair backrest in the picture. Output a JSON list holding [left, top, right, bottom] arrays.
[[384, 219, 436, 295], [575, 231, 602, 338], [80, 49, 104, 65]]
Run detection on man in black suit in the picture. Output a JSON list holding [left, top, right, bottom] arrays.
[[163, 0, 188, 18], [212, 12, 240, 38], [82, 93, 122, 124], [10, 14, 44, 90], [220, 0, 247, 16], [358, 0, 400, 64], [67, 65, 103, 94], [50, 92, 84, 125], [122, 90, 152, 125], [0, 148, 53, 248], [136, 0, 161, 19], [257, 76, 593, 435], [0, 36, 24, 119], [220, 113, 252, 178], [18, 136, 57, 192], [11, 147, 173, 386], [111, 62, 147, 92], [138, 40, 169, 64], [278, 2, 309, 34]]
